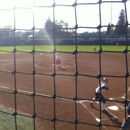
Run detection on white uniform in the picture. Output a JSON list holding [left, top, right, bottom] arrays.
[[95, 82, 108, 93], [90, 78, 109, 112]]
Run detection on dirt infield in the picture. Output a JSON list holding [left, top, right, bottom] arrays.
[[0, 52, 130, 130]]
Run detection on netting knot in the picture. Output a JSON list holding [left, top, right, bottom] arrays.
[[12, 112, 17, 116], [122, 99, 130, 106], [31, 26, 35, 31], [32, 71, 36, 75], [72, 2, 77, 7], [32, 114, 36, 118], [53, 49, 56, 53], [74, 119, 78, 124], [31, 93, 35, 97], [51, 73, 56, 77], [73, 97, 78, 101], [52, 94, 56, 99], [98, 48, 102, 54], [51, 117, 56, 122], [74, 72, 78, 77], [97, 122, 102, 127], [123, 49, 128, 53], [98, 0, 102, 4], [12, 70, 17, 74], [12, 28, 16, 32], [52, 3, 56, 7], [125, 72, 129, 78], [13, 89, 18, 94], [13, 48, 17, 53], [72, 50, 78, 54], [31, 50, 35, 54], [122, 0, 127, 3], [96, 74, 102, 78], [74, 24, 78, 29], [97, 25, 102, 30]]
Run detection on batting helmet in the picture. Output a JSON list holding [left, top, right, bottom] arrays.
[[103, 78, 108, 83]]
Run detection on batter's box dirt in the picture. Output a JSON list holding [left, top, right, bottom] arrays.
[[0, 52, 130, 130]]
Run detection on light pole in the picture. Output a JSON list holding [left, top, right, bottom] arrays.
[[110, 2, 112, 37]]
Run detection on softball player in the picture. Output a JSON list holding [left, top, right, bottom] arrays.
[[120, 102, 130, 130], [55, 54, 61, 68], [93, 46, 96, 52], [90, 77, 109, 113]]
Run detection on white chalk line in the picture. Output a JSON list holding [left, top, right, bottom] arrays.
[[0, 86, 10, 89], [78, 100, 117, 120], [78, 86, 130, 125], [0, 85, 112, 130], [0, 86, 52, 97], [123, 86, 130, 97], [0, 85, 129, 130], [35, 61, 75, 69], [79, 102, 106, 129]]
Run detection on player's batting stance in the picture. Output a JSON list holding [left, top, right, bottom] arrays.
[[90, 77, 109, 113], [120, 101, 130, 130], [55, 54, 61, 68]]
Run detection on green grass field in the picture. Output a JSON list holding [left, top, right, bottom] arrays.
[[0, 45, 129, 53], [0, 44, 129, 129], [0, 108, 34, 130]]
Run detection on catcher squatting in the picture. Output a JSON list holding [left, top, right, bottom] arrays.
[[120, 101, 130, 130]]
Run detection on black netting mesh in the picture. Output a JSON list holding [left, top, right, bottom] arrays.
[[0, 0, 130, 130]]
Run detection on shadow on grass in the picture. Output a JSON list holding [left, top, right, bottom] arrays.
[[0, 107, 34, 130]]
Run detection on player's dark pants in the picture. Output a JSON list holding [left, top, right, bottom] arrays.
[[120, 117, 130, 130], [94, 92, 106, 103]]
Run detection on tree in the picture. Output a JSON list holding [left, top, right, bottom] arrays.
[[44, 17, 53, 36], [110, 24, 114, 36], [36, 28, 47, 37], [44, 18, 70, 37], [114, 9, 126, 35], [106, 23, 111, 36]]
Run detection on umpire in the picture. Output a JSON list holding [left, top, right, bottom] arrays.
[[120, 101, 130, 130]]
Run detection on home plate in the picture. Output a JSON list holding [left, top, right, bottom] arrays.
[[108, 106, 118, 111]]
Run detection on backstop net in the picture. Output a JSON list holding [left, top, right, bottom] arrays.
[[0, 0, 130, 130]]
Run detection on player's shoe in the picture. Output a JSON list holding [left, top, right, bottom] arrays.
[[102, 109, 108, 113], [90, 101, 93, 107]]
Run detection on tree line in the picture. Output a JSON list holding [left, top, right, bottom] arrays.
[[106, 9, 130, 37], [23, 9, 130, 38]]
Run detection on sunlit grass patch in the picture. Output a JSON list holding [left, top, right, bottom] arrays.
[[0, 108, 35, 130]]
